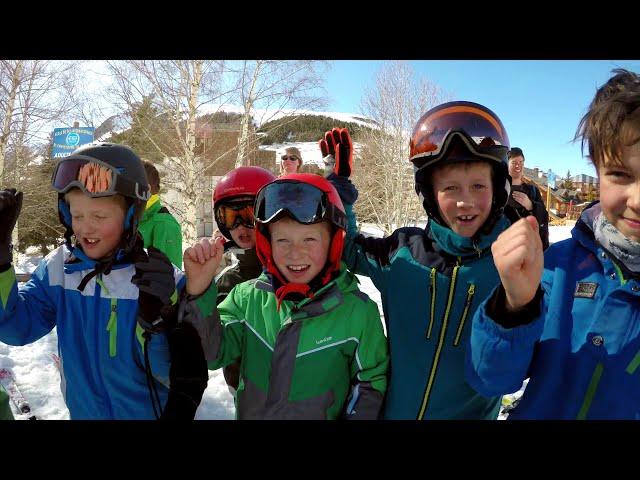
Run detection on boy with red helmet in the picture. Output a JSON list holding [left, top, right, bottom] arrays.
[[180, 173, 388, 419], [211, 166, 275, 394], [324, 104, 513, 419]]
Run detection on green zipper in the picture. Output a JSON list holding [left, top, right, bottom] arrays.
[[454, 284, 475, 346], [426, 268, 437, 339], [626, 349, 640, 374], [96, 277, 118, 358], [576, 362, 604, 420], [417, 265, 459, 419], [106, 297, 118, 357]]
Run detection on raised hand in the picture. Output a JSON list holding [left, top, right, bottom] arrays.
[[184, 236, 225, 296], [319, 127, 353, 178], [0, 189, 23, 265], [492, 216, 544, 311]]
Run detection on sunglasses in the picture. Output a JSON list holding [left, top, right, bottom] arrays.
[[281, 155, 299, 161]]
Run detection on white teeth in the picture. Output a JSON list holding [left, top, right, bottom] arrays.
[[288, 265, 308, 271], [459, 215, 475, 221], [85, 238, 99, 244]]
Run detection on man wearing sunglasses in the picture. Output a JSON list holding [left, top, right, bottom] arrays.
[[279, 147, 303, 176]]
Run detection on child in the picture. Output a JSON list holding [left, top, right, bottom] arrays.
[[139, 160, 183, 268], [181, 174, 389, 419], [324, 102, 513, 419], [0, 143, 208, 420], [211, 166, 276, 393], [466, 69, 640, 419]]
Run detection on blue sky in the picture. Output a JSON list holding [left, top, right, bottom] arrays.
[[324, 60, 640, 179]]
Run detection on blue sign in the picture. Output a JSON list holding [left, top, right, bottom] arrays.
[[52, 127, 95, 159]]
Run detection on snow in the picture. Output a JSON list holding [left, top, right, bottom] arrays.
[[2, 225, 573, 420]]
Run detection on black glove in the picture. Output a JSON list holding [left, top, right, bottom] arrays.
[[131, 246, 176, 333], [327, 173, 358, 205], [0, 189, 23, 266], [161, 321, 209, 420], [320, 127, 353, 178]]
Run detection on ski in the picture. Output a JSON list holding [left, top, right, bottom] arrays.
[[0, 368, 37, 420]]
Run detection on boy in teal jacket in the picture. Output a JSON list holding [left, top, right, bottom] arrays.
[[324, 102, 513, 419]]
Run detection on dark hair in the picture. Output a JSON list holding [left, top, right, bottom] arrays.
[[508, 147, 525, 160], [575, 68, 640, 169], [142, 160, 160, 194]]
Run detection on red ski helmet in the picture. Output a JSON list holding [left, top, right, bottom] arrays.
[[213, 166, 276, 239], [253, 173, 346, 297]]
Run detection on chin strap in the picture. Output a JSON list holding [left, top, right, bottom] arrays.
[[275, 283, 313, 311]]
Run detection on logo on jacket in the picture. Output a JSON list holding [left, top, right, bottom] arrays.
[[316, 336, 333, 345], [574, 282, 598, 299]]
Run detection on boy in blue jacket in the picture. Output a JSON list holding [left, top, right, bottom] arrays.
[[325, 101, 513, 419], [466, 68, 640, 419], [0, 143, 209, 419]]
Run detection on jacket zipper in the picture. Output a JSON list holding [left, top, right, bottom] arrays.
[[417, 264, 459, 419], [426, 268, 437, 339], [453, 284, 475, 346]]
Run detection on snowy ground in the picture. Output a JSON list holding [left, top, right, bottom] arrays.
[[2, 226, 572, 420]]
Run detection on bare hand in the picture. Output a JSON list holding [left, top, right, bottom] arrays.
[[492, 216, 543, 311], [512, 191, 533, 211], [184, 236, 225, 296]]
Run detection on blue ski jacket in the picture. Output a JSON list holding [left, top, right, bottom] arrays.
[[0, 246, 185, 419], [466, 203, 640, 419], [343, 202, 508, 419]]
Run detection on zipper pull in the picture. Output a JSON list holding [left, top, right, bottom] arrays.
[[472, 240, 482, 257]]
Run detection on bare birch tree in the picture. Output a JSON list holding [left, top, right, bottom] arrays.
[[0, 60, 78, 259], [106, 60, 230, 246], [352, 61, 449, 235], [230, 60, 328, 167]]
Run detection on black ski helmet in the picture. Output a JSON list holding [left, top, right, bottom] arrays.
[[409, 101, 511, 235], [52, 142, 151, 259]]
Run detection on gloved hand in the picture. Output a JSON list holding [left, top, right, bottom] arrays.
[[0, 189, 23, 266], [320, 128, 353, 178], [131, 246, 176, 333], [161, 321, 209, 420]]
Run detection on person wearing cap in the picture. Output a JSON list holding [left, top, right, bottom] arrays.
[[139, 161, 184, 268], [504, 147, 549, 250], [322, 104, 513, 420], [0, 144, 211, 420], [179, 173, 388, 419], [279, 147, 303, 176]]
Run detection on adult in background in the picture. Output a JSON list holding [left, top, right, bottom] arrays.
[[279, 147, 303, 176], [504, 147, 549, 249], [139, 161, 183, 268]]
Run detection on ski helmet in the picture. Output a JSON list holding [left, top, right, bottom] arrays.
[[409, 101, 511, 234], [212, 166, 276, 239], [51, 142, 151, 259], [253, 173, 347, 300]]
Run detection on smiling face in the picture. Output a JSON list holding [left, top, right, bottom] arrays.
[[67, 189, 126, 260], [508, 155, 524, 182], [598, 142, 640, 242], [432, 161, 494, 237], [269, 216, 331, 284]]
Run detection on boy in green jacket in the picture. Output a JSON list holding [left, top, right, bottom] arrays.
[[180, 174, 389, 419], [139, 161, 183, 268]]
